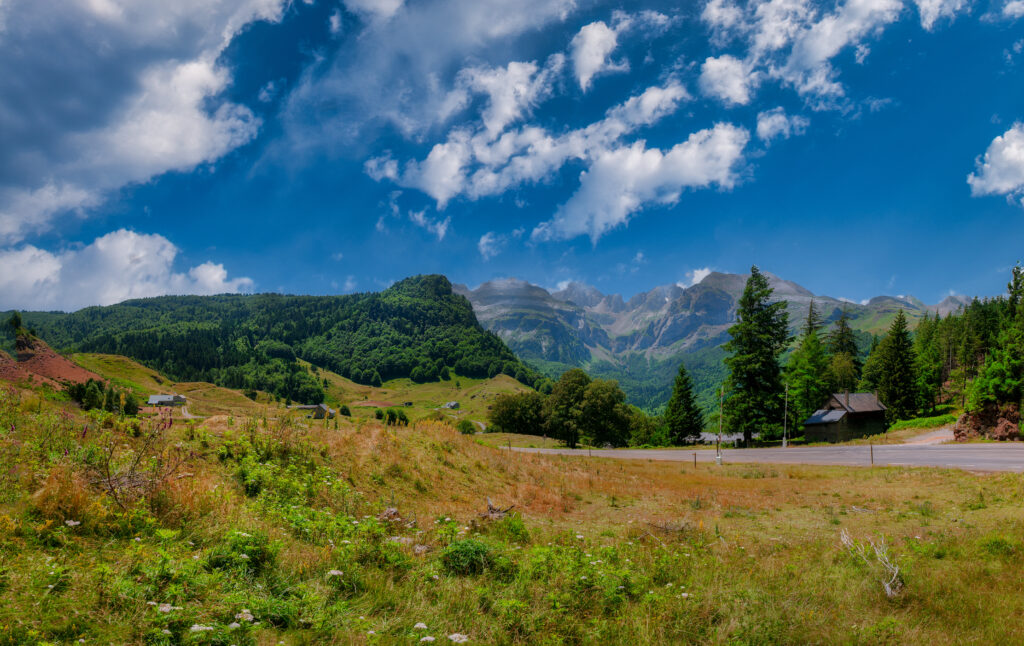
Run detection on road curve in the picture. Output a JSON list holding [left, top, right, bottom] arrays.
[[512, 443, 1024, 473]]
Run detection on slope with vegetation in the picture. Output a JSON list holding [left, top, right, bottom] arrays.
[[4, 374, 1024, 643], [4, 275, 542, 406]]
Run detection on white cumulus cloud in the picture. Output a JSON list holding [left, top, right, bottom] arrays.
[[0, 0, 289, 244], [532, 123, 750, 243], [0, 229, 253, 311], [913, 0, 970, 30], [570, 20, 629, 91], [699, 54, 759, 105], [680, 267, 713, 287], [967, 123, 1024, 205], [1004, 0, 1024, 18], [756, 107, 810, 142]]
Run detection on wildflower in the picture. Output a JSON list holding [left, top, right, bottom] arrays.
[[680, 593, 690, 598], [190, 625, 214, 632], [327, 570, 344, 577], [157, 603, 181, 613], [421, 637, 436, 643], [414, 623, 428, 630], [342, 540, 352, 544], [575, 534, 584, 540], [238, 532, 251, 537], [161, 630, 171, 635], [448, 634, 469, 643], [368, 630, 376, 635], [239, 553, 250, 560], [65, 520, 81, 527], [235, 609, 255, 622], [431, 574, 440, 580], [133, 537, 141, 542], [228, 622, 241, 629]]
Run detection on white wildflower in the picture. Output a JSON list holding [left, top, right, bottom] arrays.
[[575, 534, 584, 540], [421, 637, 436, 643], [327, 570, 344, 577], [239, 553, 250, 560], [65, 520, 81, 527], [190, 625, 214, 632], [235, 609, 255, 622], [228, 622, 241, 629], [448, 634, 469, 643], [414, 622, 428, 630]]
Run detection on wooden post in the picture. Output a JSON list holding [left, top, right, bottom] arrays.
[[870, 440, 874, 466], [694, 452, 697, 469]]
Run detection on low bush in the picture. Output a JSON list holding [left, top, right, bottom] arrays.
[[441, 539, 494, 575]]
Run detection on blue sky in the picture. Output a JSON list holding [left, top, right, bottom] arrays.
[[1, 0, 1023, 311]]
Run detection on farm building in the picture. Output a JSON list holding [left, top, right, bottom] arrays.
[[147, 394, 186, 406], [803, 392, 887, 443], [288, 403, 336, 419]]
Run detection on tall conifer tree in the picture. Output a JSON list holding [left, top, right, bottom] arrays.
[[723, 266, 790, 444], [876, 309, 919, 422], [665, 363, 704, 445], [787, 302, 831, 424]]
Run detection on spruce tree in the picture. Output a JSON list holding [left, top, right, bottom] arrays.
[[876, 309, 919, 422], [664, 362, 704, 445], [803, 299, 822, 337], [723, 266, 790, 444], [786, 316, 830, 425]]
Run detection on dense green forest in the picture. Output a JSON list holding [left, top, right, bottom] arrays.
[[2, 275, 541, 404]]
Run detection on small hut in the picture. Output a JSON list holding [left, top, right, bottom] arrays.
[[803, 392, 887, 443]]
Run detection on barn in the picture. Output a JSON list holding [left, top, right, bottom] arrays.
[[803, 393, 888, 443]]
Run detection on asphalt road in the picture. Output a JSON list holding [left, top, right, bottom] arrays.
[[513, 442, 1024, 472]]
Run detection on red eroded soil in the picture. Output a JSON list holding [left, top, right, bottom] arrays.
[[0, 350, 59, 387], [14, 335, 101, 385]]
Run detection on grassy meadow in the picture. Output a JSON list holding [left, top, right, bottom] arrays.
[[2, 379, 1024, 645]]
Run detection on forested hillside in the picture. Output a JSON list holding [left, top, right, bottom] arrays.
[[3, 275, 540, 404]]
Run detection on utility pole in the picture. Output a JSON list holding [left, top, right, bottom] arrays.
[[716, 386, 723, 466], [782, 383, 789, 449]]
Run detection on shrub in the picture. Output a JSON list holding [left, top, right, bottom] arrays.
[[207, 530, 277, 575], [339, 405, 351, 416], [492, 513, 530, 544], [441, 539, 494, 575], [374, 409, 384, 420], [456, 420, 475, 435]]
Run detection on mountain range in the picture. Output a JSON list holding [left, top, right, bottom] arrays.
[[455, 271, 971, 411]]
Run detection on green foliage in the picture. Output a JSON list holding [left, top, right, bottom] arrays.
[[455, 420, 475, 434], [338, 405, 351, 416], [441, 539, 494, 575], [874, 310, 920, 422], [887, 413, 957, 432], [488, 391, 545, 435], [66, 378, 137, 415], [723, 267, 790, 443], [207, 530, 277, 575], [578, 378, 631, 447], [383, 408, 409, 426], [664, 363, 703, 444], [18, 275, 541, 404], [543, 369, 591, 448], [786, 325, 830, 426]]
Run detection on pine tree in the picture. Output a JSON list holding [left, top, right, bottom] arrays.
[[723, 266, 790, 444], [786, 321, 830, 425], [914, 313, 943, 413], [876, 309, 919, 422], [803, 299, 822, 337], [827, 308, 861, 369], [664, 363, 704, 445], [370, 370, 383, 387]]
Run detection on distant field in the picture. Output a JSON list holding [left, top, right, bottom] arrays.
[[74, 352, 528, 424]]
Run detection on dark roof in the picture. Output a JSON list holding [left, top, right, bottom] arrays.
[[831, 392, 886, 413], [805, 409, 847, 425]]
